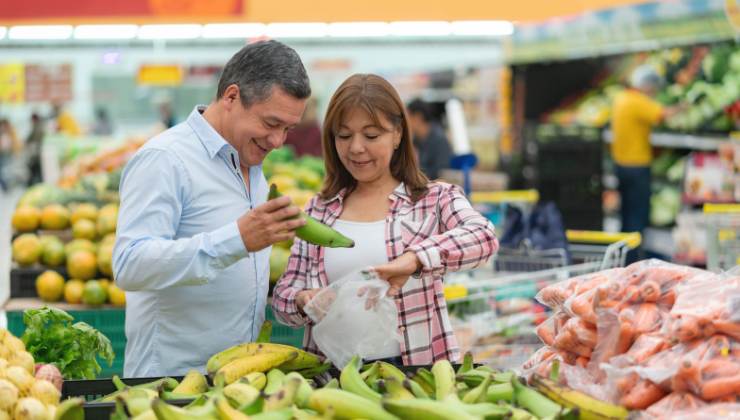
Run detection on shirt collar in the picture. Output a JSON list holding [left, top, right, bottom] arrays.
[[187, 105, 231, 159]]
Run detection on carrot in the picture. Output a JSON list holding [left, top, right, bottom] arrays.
[[700, 359, 740, 379], [700, 373, 740, 400], [575, 275, 608, 295], [672, 360, 701, 392], [624, 285, 641, 303], [616, 321, 636, 355], [576, 356, 589, 368], [627, 335, 670, 364], [570, 343, 593, 358], [674, 316, 701, 342], [633, 303, 662, 334], [570, 292, 597, 324], [713, 320, 740, 341], [657, 288, 676, 308], [620, 380, 667, 409], [639, 280, 661, 303], [553, 329, 577, 350], [616, 372, 639, 393], [536, 322, 556, 346]]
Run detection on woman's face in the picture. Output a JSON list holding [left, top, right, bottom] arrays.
[[334, 107, 400, 186]]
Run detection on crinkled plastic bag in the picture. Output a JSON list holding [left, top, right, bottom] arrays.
[[305, 269, 402, 368]]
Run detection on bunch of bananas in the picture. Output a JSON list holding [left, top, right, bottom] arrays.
[[105, 352, 629, 420]]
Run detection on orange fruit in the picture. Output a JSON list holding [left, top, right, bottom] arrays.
[[36, 270, 65, 302], [11, 206, 41, 232], [66, 250, 97, 280], [40, 204, 70, 230], [64, 279, 85, 304]]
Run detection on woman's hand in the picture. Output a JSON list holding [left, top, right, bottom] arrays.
[[296, 289, 322, 312], [372, 252, 422, 296]]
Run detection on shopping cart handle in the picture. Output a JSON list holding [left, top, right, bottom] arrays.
[[566, 230, 642, 249], [471, 190, 539, 204]]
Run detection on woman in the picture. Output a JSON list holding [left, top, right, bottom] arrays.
[[272, 74, 498, 365]]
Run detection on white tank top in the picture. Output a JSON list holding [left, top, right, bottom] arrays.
[[323, 218, 400, 360]]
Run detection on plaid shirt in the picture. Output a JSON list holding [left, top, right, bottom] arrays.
[[271, 182, 498, 365]]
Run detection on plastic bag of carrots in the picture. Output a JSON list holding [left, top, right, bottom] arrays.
[[665, 403, 740, 420], [668, 274, 740, 342]]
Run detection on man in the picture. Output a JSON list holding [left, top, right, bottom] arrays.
[[113, 40, 310, 377], [407, 99, 452, 179], [610, 65, 683, 236], [284, 97, 321, 157]]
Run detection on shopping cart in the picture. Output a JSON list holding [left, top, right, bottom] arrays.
[[444, 227, 641, 370], [704, 203, 740, 272]]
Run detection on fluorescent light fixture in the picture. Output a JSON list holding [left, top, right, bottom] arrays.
[[388, 21, 451, 36], [328, 22, 389, 37], [451, 20, 514, 36], [266, 23, 328, 38], [137, 24, 202, 40], [8, 25, 73, 40], [74, 24, 138, 40], [0, 27, 6, 39], [202, 23, 266, 39]]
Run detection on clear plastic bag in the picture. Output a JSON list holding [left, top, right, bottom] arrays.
[[306, 269, 402, 368]]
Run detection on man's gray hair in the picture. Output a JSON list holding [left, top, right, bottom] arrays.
[[630, 65, 663, 91], [217, 40, 311, 107]]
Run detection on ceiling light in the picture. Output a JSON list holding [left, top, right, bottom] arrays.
[[266, 23, 328, 38], [137, 24, 202, 40], [74, 25, 138, 40], [0, 27, 6, 39], [328, 22, 389, 37], [8, 25, 73, 40], [451, 20, 514, 36], [202, 23, 266, 39], [388, 21, 451, 37]]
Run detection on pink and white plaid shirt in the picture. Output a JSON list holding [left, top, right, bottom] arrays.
[[271, 182, 498, 365]]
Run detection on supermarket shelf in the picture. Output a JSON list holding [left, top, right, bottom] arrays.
[[603, 130, 728, 151], [3, 298, 124, 312], [470, 190, 539, 204]]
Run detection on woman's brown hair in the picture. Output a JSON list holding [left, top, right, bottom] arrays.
[[320, 73, 429, 202]]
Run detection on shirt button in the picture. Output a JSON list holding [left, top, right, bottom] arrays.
[[399, 326, 406, 332]]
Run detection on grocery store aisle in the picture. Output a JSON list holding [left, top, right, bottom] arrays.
[[1, 187, 23, 310]]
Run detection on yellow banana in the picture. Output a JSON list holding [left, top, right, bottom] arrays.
[[340, 355, 382, 403], [264, 369, 286, 395], [264, 377, 301, 411], [215, 395, 250, 420], [240, 372, 267, 391], [378, 378, 415, 400], [307, 389, 398, 420], [285, 372, 314, 409], [54, 398, 84, 420], [172, 370, 209, 395], [223, 382, 261, 407], [215, 351, 298, 385], [382, 398, 476, 420], [151, 398, 218, 420], [530, 376, 629, 420], [269, 184, 354, 248], [208, 342, 319, 375], [431, 360, 455, 400]]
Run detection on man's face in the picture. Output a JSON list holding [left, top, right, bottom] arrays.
[[223, 85, 306, 167]]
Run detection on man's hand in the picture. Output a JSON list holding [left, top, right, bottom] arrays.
[[372, 252, 422, 296], [238, 196, 305, 252]]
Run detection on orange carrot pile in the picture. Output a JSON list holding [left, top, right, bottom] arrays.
[[525, 259, 740, 416]]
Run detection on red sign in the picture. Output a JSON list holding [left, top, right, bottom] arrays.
[[24, 64, 73, 103]]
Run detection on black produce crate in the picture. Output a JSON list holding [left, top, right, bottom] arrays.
[[10, 266, 68, 298]]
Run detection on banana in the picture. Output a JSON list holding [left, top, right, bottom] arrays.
[[223, 382, 260, 407], [403, 379, 430, 399], [269, 184, 354, 248], [264, 369, 287, 395], [377, 361, 407, 382], [382, 397, 476, 420], [462, 372, 492, 404], [151, 398, 218, 420], [323, 378, 339, 389], [340, 355, 382, 402], [530, 376, 629, 420], [215, 395, 250, 420], [486, 382, 514, 403], [133, 410, 157, 420], [240, 372, 267, 391], [410, 375, 435, 397], [285, 372, 314, 408], [54, 397, 84, 420], [308, 388, 398, 420], [457, 352, 474, 375], [512, 376, 568, 419], [458, 369, 512, 387], [126, 396, 154, 417], [295, 360, 332, 378], [414, 368, 435, 389], [430, 360, 455, 400], [215, 351, 298, 385], [264, 377, 301, 411], [173, 370, 209, 395], [361, 361, 381, 385], [249, 408, 294, 420], [257, 320, 272, 343], [208, 343, 308, 375], [458, 402, 511, 418], [378, 378, 415, 400]]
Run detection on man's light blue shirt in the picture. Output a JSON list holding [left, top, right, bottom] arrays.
[[113, 106, 270, 377]]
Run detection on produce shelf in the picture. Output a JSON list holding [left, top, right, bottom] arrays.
[[603, 130, 728, 150]]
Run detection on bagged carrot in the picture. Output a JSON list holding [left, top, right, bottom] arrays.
[[644, 392, 707, 419]]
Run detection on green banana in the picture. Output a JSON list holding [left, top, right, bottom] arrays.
[[410, 374, 435, 397], [54, 397, 84, 420], [269, 184, 355, 248], [458, 369, 512, 387], [240, 372, 267, 391], [111, 399, 128, 420], [223, 382, 261, 407], [264, 377, 301, 411], [415, 368, 436, 389], [486, 382, 514, 403], [404, 379, 430, 399], [294, 360, 331, 378], [285, 372, 314, 409], [322, 378, 339, 389], [340, 355, 382, 402], [361, 361, 381, 384], [431, 360, 456, 400], [530, 375, 629, 420], [257, 320, 273, 343], [172, 370, 209, 395], [249, 408, 294, 420], [215, 351, 298, 385], [132, 410, 157, 420], [308, 388, 398, 420], [215, 395, 251, 420], [207, 342, 311, 375], [458, 402, 511, 418], [126, 396, 155, 417], [264, 368, 287, 395], [151, 398, 218, 420], [457, 352, 474, 375], [462, 372, 493, 404], [511, 376, 568, 419], [377, 361, 407, 382], [382, 397, 476, 420], [379, 378, 415, 400]]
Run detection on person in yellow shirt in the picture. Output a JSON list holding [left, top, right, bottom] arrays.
[[610, 65, 683, 236], [52, 101, 82, 136]]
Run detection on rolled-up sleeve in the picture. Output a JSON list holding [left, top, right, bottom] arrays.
[[112, 149, 247, 292]]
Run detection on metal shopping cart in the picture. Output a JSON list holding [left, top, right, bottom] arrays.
[[445, 190, 642, 368], [704, 203, 740, 272]]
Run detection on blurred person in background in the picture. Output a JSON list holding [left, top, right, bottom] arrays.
[[611, 65, 684, 238], [26, 113, 45, 186], [406, 98, 452, 180], [159, 102, 176, 129], [0, 118, 21, 192], [284, 97, 322, 157], [92, 107, 114, 136], [52, 100, 82, 136]]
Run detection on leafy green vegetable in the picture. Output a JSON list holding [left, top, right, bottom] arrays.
[[21, 306, 115, 380]]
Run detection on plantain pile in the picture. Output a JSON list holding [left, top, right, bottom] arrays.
[[104, 351, 630, 420]]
